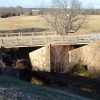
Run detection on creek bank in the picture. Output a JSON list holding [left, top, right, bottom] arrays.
[[0, 52, 100, 99]]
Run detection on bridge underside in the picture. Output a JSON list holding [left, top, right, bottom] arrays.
[[29, 41, 100, 77], [1, 40, 100, 77], [29, 44, 85, 73], [0, 46, 42, 61]]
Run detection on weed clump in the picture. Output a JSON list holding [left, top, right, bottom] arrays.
[[71, 63, 87, 73]]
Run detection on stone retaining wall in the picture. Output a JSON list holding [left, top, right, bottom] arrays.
[[29, 42, 100, 77], [29, 46, 50, 72], [69, 42, 100, 77]]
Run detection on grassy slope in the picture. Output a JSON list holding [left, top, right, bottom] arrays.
[[0, 76, 89, 100], [85, 15, 100, 33], [0, 16, 50, 31], [0, 15, 100, 34]]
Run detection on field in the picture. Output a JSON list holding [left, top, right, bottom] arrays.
[[85, 15, 100, 33], [0, 15, 100, 34], [0, 16, 50, 31]]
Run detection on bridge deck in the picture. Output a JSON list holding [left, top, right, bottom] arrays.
[[0, 33, 100, 48]]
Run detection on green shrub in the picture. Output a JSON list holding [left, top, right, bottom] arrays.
[[72, 63, 87, 73]]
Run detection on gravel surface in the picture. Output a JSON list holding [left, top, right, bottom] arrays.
[[0, 86, 39, 100], [0, 76, 91, 100]]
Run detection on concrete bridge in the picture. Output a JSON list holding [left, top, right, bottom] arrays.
[[0, 32, 100, 48], [0, 32, 100, 77]]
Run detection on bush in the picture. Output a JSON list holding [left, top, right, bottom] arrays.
[[71, 63, 87, 73]]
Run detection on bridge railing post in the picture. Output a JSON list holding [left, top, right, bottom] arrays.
[[6, 33, 8, 37], [16, 38, 18, 45], [44, 32, 46, 35], [34, 32, 35, 36], [18, 32, 21, 36], [89, 34, 92, 42], [21, 32, 23, 36], [46, 36, 51, 45], [18, 32, 23, 36], [46, 36, 48, 44], [32, 32, 35, 36], [96, 33, 99, 40], [76, 35, 78, 43], [55, 31, 57, 35]]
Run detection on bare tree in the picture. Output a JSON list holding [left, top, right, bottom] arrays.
[[43, 0, 86, 35]]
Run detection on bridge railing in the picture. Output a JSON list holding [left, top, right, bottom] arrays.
[[0, 33, 100, 48], [63, 33, 100, 44], [0, 31, 56, 37]]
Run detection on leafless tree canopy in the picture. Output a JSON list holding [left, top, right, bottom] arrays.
[[43, 0, 86, 35]]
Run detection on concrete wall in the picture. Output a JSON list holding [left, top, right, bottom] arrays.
[[69, 42, 100, 77], [29, 46, 50, 72]]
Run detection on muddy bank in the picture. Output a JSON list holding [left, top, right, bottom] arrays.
[[0, 52, 100, 99]]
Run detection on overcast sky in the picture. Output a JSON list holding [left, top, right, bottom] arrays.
[[0, 0, 100, 8]]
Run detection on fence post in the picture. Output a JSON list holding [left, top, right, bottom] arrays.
[[6, 33, 8, 37], [18, 32, 20, 36], [44, 32, 46, 35], [16, 38, 18, 45], [33, 32, 35, 36], [21, 32, 23, 36], [96, 33, 98, 41], [89, 34, 92, 42], [55, 31, 57, 35], [32, 32, 34, 36]]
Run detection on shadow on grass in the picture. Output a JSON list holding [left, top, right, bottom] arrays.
[[31, 71, 100, 99], [0, 27, 48, 33]]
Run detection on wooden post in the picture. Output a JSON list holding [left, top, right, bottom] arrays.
[[6, 33, 8, 37], [16, 38, 18, 46], [18, 32, 20, 36], [32, 38, 34, 45], [96, 34, 98, 41], [55, 31, 57, 35], [44, 32, 46, 35], [21, 32, 23, 36], [46, 36, 50, 45], [76, 35, 78, 43], [89, 34, 92, 42], [32, 32, 34, 36], [34, 32, 35, 36]]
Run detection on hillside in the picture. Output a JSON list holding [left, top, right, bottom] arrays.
[[0, 16, 50, 31], [0, 76, 89, 100], [0, 15, 100, 34]]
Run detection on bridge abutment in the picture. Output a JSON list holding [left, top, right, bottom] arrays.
[[29, 44, 75, 73], [29, 42, 100, 78]]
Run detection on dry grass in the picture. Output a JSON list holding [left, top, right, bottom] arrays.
[[85, 15, 100, 33], [74, 15, 100, 34], [0, 16, 50, 31], [0, 15, 100, 34]]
